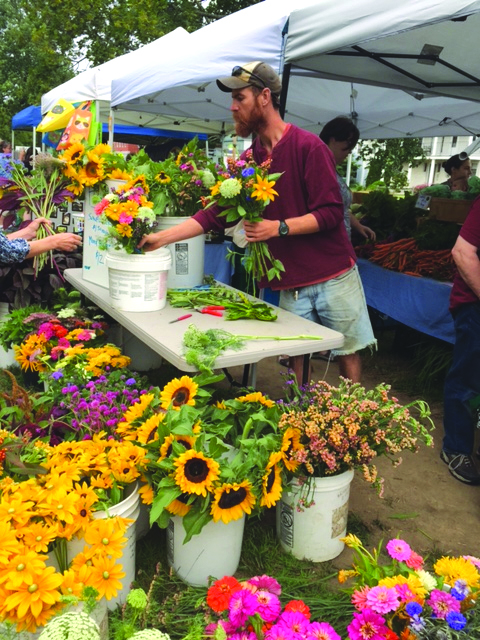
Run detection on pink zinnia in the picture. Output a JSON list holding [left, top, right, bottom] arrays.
[[463, 555, 480, 569], [229, 590, 259, 628], [254, 590, 282, 622], [386, 538, 412, 562], [352, 586, 371, 611], [307, 621, 341, 640], [405, 550, 424, 570], [347, 609, 389, 640], [276, 611, 310, 636], [119, 212, 133, 224], [38, 322, 55, 340], [366, 586, 400, 614], [94, 199, 109, 215], [427, 589, 461, 620], [230, 633, 256, 640], [248, 575, 282, 596], [265, 625, 296, 640], [394, 583, 416, 603]]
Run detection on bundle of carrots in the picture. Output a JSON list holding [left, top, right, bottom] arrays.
[[365, 238, 456, 281]]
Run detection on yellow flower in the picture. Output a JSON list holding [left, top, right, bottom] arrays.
[[337, 569, 358, 584], [236, 391, 275, 408], [210, 181, 221, 197], [166, 493, 192, 517], [158, 434, 196, 461], [379, 574, 427, 598], [115, 223, 132, 238], [78, 159, 105, 186], [84, 518, 127, 560], [251, 176, 279, 202], [121, 200, 139, 217], [340, 533, 362, 549], [434, 556, 480, 589], [118, 393, 156, 429], [109, 168, 132, 181], [14, 335, 48, 372], [59, 142, 85, 165], [60, 569, 84, 598], [20, 522, 56, 554], [89, 555, 125, 601], [210, 481, 256, 523], [66, 180, 85, 197], [174, 450, 220, 497], [160, 375, 198, 410], [91, 143, 111, 156], [4, 549, 48, 589], [260, 452, 283, 508], [155, 171, 171, 184], [280, 427, 304, 472], [138, 481, 154, 506]]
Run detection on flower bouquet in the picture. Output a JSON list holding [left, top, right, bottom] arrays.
[[146, 137, 218, 217], [117, 372, 285, 542], [0, 155, 75, 274], [204, 574, 341, 640], [339, 534, 480, 639], [204, 149, 284, 282], [94, 182, 159, 254], [278, 377, 434, 497]]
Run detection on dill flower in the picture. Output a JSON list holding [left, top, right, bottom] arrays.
[[219, 177, 242, 198], [37, 610, 101, 640]]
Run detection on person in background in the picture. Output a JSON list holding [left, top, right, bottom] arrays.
[[0, 140, 12, 155], [319, 117, 375, 241], [441, 195, 480, 484], [442, 152, 472, 192], [140, 61, 376, 383], [0, 218, 82, 265], [22, 147, 35, 174]]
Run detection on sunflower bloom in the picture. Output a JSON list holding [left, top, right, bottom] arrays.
[[174, 450, 220, 497], [251, 176, 279, 202], [59, 142, 85, 165], [236, 391, 275, 408], [260, 455, 283, 508], [166, 493, 192, 517], [280, 427, 304, 472], [108, 168, 132, 181], [160, 376, 198, 410], [211, 480, 256, 523], [89, 555, 125, 600]]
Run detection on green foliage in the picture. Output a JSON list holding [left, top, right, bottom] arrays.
[[357, 191, 420, 241], [0, 304, 44, 349], [358, 138, 426, 190], [412, 219, 460, 250]]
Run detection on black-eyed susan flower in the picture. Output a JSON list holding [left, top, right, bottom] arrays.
[[89, 554, 125, 601], [173, 450, 220, 497], [251, 176, 279, 202], [84, 517, 127, 560], [160, 375, 198, 410], [210, 480, 256, 524]]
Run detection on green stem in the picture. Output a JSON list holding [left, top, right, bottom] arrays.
[[237, 334, 323, 341]]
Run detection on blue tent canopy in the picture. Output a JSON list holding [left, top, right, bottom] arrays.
[[11, 106, 207, 140]]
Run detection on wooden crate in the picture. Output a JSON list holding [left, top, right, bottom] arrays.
[[351, 191, 369, 205], [428, 197, 472, 223]]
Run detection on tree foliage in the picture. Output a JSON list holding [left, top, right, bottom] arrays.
[[358, 138, 426, 191], [0, 0, 260, 142]]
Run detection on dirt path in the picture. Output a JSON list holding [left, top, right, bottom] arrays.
[[222, 334, 480, 561]]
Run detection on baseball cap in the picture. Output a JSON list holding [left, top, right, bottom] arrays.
[[216, 62, 282, 95]]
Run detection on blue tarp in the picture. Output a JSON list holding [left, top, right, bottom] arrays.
[[11, 106, 207, 140]]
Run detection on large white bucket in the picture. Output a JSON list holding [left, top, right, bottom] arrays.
[[156, 217, 205, 289], [67, 483, 140, 610], [167, 515, 245, 587], [105, 249, 172, 313], [0, 302, 16, 368], [276, 469, 354, 562]]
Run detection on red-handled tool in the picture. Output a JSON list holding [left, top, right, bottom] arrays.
[[194, 307, 223, 317], [203, 305, 225, 311], [168, 313, 193, 324]]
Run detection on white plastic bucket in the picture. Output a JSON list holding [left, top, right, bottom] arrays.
[[67, 483, 140, 610], [105, 248, 172, 313], [276, 469, 354, 562], [167, 515, 245, 587], [156, 217, 205, 289], [0, 302, 16, 368]]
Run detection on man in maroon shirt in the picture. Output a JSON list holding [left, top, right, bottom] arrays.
[[441, 197, 480, 484], [140, 62, 375, 382]]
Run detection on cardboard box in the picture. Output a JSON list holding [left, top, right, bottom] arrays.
[[428, 197, 472, 223]]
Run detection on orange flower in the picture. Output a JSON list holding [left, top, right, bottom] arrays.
[[206, 576, 242, 612], [251, 176, 278, 202]]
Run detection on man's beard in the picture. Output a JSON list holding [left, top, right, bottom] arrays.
[[233, 98, 267, 138]]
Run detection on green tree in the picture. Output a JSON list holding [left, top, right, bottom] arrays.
[[358, 138, 426, 191]]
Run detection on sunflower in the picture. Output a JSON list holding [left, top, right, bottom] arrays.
[[236, 391, 275, 408], [280, 427, 304, 472], [260, 452, 283, 508], [251, 176, 279, 202], [126, 174, 149, 193], [59, 142, 85, 165], [66, 180, 85, 197], [166, 492, 192, 517], [155, 170, 171, 184], [211, 480, 256, 524], [160, 375, 198, 410], [124, 413, 164, 444], [91, 142, 111, 156], [108, 168, 132, 181], [158, 433, 196, 461], [78, 159, 105, 187], [174, 450, 220, 496]]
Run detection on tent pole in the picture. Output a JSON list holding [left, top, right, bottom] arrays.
[[346, 154, 352, 185], [33, 128, 37, 157], [279, 63, 291, 120], [108, 109, 114, 147]]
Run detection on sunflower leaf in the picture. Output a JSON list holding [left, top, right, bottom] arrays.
[[150, 486, 180, 524]]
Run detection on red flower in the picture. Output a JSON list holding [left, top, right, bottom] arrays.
[[206, 576, 242, 613], [386, 631, 399, 640], [284, 600, 310, 619], [53, 325, 69, 339]]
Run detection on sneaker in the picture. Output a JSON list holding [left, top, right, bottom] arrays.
[[440, 450, 457, 465], [445, 453, 480, 485]]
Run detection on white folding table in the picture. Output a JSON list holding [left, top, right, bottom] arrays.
[[64, 269, 344, 386]]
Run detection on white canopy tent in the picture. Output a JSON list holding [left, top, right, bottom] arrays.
[[109, 0, 480, 140]]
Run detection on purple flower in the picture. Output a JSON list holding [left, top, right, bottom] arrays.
[[385, 538, 411, 562], [276, 611, 310, 636], [265, 625, 296, 640], [126, 378, 136, 385], [51, 371, 64, 380], [254, 590, 281, 622], [230, 633, 257, 640], [366, 586, 400, 614], [450, 579, 468, 601], [446, 611, 467, 631], [405, 601, 422, 617], [242, 167, 255, 177]]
